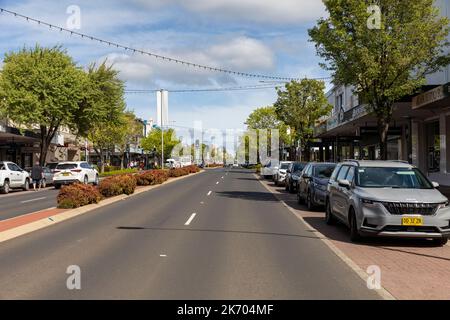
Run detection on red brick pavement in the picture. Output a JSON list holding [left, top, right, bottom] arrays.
[[262, 179, 450, 300]]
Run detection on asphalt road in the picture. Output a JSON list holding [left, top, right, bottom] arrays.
[[0, 188, 58, 221], [0, 168, 380, 299]]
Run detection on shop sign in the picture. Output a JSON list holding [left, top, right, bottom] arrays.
[[412, 84, 449, 109]]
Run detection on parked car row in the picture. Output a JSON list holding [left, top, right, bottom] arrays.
[[0, 161, 99, 194], [265, 159, 450, 246]]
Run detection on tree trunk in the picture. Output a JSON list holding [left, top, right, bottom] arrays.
[[39, 139, 48, 166], [120, 153, 125, 170], [378, 118, 390, 160]]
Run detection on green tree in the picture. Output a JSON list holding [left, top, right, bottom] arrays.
[[0, 46, 85, 164], [245, 106, 294, 162], [141, 128, 180, 166], [115, 112, 143, 170], [309, 0, 450, 159], [76, 62, 125, 137], [274, 80, 331, 161]]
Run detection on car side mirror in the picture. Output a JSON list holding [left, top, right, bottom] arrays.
[[338, 179, 351, 189], [302, 173, 310, 179], [432, 181, 440, 189]]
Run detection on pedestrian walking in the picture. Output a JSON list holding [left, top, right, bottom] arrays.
[[31, 161, 44, 191]]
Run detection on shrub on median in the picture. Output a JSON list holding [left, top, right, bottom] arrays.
[[99, 168, 138, 177], [135, 169, 169, 186], [185, 165, 200, 173], [98, 174, 137, 197], [57, 183, 102, 209], [168, 167, 189, 177]]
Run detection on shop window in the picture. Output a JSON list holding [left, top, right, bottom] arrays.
[[426, 121, 440, 173]]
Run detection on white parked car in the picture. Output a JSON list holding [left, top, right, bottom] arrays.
[[53, 161, 99, 189], [0, 161, 31, 194], [260, 159, 280, 179], [274, 161, 293, 186]]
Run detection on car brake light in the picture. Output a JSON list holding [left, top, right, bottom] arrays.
[[71, 169, 82, 173], [54, 170, 60, 173]]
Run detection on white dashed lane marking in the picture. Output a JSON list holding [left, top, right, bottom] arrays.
[[185, 213, 197, 226]]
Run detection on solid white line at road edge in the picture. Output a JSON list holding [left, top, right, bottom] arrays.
[[20, 197, 47, 204], [185, 213, 197, 226], [255, 174, 396, 301]]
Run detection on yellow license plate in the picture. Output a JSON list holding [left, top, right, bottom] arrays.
[[402, 217, 423, 226], [62, 172, 70, 176]]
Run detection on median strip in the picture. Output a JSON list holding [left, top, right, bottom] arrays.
[[0, 170, 204, 243]]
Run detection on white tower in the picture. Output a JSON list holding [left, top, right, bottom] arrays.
[[156, 90, 169, 127]]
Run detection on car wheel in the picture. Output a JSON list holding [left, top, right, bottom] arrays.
[[41, 179, 47, 188], [22, 179, 30, 191], [93, 175, 99, 186], [325, 200, 336, 225], [432, 238, 448, 247], [289, 183, 295, 194], [297, 190, 304, 204], [83, 175, 88, 184], [349, 209, 361, 242], [54, 184, 61, 190], [307, 191, 315, 211], [1, 180, 10, 194]]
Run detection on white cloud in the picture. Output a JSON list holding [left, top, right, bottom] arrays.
[[101, 36, 275, 86], [133, 0, 326, 25]]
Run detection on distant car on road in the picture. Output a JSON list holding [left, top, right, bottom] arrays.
[[45, 162, 59, 173], [274, 161, 293, 186], [325, 160, 450, 246], [0, 161, 31, 194], [285, 162, 307, 193], [298, 162, 336, 210], [53, 161, 99, 189]]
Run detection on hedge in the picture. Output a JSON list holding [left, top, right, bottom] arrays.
[[57, 183, 102, 209], [135, 169, 169, 186], [56, 166, 201, 209], [99, 168, 138, 177], [98, 174, 137, 197]]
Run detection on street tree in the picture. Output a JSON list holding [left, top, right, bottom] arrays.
[[76, 62, 125, 137], [309, 0, 450, 159], [141, 128, 180, 166], [274, 80, 331, 161], [245, 106, 294, 162], [0, 46, 85, 165], [115, 111, 143, 169]]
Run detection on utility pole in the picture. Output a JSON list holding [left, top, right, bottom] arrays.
[[160, 89, 164, 169]]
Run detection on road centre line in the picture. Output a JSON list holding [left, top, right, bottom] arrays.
[[207, 191, 212, 196], [185, 213, 197, 226]]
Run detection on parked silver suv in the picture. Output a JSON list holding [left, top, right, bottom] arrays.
[[325, 160, 450, 246]]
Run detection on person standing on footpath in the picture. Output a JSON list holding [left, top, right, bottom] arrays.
[[31, 161, 44, 191]]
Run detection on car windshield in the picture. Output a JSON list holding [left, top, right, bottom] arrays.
[[356, 167, 433, 189], [56, 163, 77, 170], [293, 163, 305, 172], [313, 165, 335, 178], [280, 163, 290, 169]]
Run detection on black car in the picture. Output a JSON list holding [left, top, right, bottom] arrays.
[[297, 162, 336, 210], [285, 162, 307, 193]]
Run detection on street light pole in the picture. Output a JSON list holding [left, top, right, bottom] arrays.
[[160, 89, 164, 169]]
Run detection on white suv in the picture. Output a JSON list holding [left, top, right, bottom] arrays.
[[53, 162, 99, 189], [0, 161, 31, 194]]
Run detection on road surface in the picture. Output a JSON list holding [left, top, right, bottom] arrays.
[[0, 168, 380, 299], [0, 188, 58, 221]]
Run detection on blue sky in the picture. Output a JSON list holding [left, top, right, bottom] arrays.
[[0, 0, 330, 130]]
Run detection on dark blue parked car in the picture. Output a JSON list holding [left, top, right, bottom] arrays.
[[297, 162, 336, 210]]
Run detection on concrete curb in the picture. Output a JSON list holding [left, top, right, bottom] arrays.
[[0, 170, 204, 244], [255, 174, 396, 301]]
